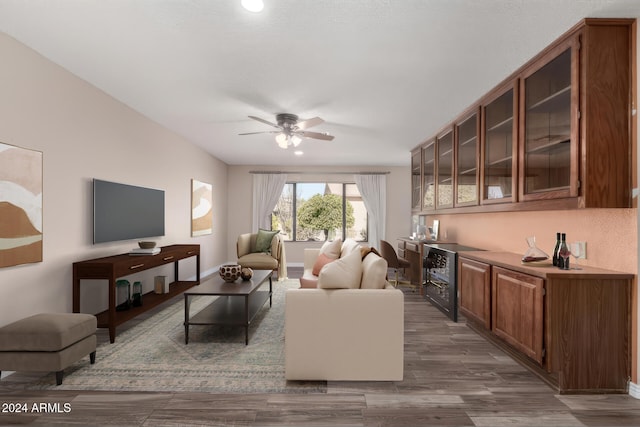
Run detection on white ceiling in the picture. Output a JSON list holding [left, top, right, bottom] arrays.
[[0, 1, 638, 167]]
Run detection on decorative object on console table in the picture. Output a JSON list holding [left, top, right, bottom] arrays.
[[191, 179, 213, 237], [115, 280, 131, 311], [129, 247, 161, 256], [154, 276, 168, 294], [132, 281, 142, 307], [0, 142, 43, 268], [73, 244, 200, 343]]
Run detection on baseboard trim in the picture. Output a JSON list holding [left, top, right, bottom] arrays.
[[629, 381, 640, 399]]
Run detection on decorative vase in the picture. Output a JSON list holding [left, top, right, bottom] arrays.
[[240, 267, 253, 281], [219, 264, 241, 282]]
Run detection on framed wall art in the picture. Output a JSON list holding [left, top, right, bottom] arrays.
[[191, 179, 212, 236], [0, 142, 43, 268]]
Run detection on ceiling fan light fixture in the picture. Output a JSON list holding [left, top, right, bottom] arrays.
[[291, 135, 302, 147], [275, 133, 289, 149], [241, 0, 264, 12]]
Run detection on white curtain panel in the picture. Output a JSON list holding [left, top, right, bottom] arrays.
[[252, 173, 288, 231], [354, 174, 386, 251]]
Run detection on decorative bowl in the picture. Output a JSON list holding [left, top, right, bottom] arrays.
[[219, 264, 241, 282], [138, 241, 156, 249], [240, 267, 253, 281]]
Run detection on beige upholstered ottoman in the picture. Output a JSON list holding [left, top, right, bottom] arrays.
[[0, 313, 97, 385]]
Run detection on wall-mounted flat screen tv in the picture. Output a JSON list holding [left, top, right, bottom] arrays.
[[93, 179, 165, 244]]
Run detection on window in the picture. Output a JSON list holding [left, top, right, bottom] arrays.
[[272, 182, 368, 242]]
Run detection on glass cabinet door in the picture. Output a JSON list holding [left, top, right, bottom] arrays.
[[411, 149, 421, 211], [482, 84, 517, 203], [520, 42, 578, 200], [436, 130, 453, 208], [422, 140, 436, 210], [455, 112, 479, 206]]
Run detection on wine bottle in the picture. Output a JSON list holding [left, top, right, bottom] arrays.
[[558, 233, 570, 270], [552, 232, 561, 266]]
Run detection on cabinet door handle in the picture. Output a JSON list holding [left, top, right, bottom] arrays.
[[130, 263, 145, 270], [187, 251, 195, 255], [163, 256, 174, 261]]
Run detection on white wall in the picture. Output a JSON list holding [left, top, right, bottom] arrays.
[[0, 33, 229, 326], [226, 165, 410, 266]]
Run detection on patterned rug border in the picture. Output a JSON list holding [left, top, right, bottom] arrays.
[[26, 279, 326, 394]]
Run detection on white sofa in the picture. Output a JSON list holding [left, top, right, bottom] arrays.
[[285, 247, 404, 381]]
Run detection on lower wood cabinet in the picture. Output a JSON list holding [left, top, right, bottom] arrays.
[[492, 266, 544, 364], [458, 258, 490, 328], [458, 252, 632, 393]]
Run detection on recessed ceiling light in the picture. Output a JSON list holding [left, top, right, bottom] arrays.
[[241, 0, 264, 12], [294, 151, 303, 156]]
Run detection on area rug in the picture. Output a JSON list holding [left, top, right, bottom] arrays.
[[27, 279, 326, 394]]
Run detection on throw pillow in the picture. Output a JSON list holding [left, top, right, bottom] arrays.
[[360, 246, 381, 260], [361, 252, 388, 289], [340, 238, 360, 258], [319, 238, 342, 259], [312, 252, 336, 276], [317, 249, 363, 289], [254, 229, 279, 253]]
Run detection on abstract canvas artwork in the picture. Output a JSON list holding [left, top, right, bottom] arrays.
[[0, 142, 43, 268], [191, 179, 212, 236]]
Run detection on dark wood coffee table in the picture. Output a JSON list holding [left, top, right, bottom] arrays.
[[183, 269, 272, 345]]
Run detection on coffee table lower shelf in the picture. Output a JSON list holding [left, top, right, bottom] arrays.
[[184, 289, 271, 345]]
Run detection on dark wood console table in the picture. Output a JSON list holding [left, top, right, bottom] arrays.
[[73, 244, 200, 343]]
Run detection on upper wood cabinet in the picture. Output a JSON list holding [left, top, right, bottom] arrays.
[[455, 111, 480, 206], [519, 38, 578, 202], [411, 148, 421, 211], [436, 129, 454, 209], [422, 140, 436, 210], [481, 81, 518, 205], [411, 18, 634, 214]]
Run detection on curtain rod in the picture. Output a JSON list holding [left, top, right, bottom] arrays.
[[249, 171, 390, 175]]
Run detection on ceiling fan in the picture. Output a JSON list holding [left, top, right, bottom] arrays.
[[239, 113, 335, 149]]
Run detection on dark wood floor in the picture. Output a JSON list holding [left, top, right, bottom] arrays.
[[2, 268, 640, 426]]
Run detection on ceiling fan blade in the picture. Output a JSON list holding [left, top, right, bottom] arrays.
[[295, 116, 324, 130], [238, 131, 280, 136], [298, 130, 334, 141], [248, 115, 281, 129]]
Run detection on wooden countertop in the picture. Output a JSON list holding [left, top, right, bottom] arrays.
[[458, 251, 634, 280]]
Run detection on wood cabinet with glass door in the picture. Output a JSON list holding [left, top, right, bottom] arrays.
[[520, 40, 577, 201], [411, 148, 421, 212], [519, 19, 632, 207], [411, 18, 633, 214], [436, 129, 454, 209], [481, 81, 518, 204], [422, 139, 436, 211], [455, 111, 479, 206]]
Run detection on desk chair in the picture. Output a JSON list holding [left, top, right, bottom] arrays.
[[379, 239, 415, 290]]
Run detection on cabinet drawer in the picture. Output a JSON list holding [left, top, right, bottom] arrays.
[[397, 240, 406, 250], [405, 242, 419, 252], [398, 249, 406, 259]]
